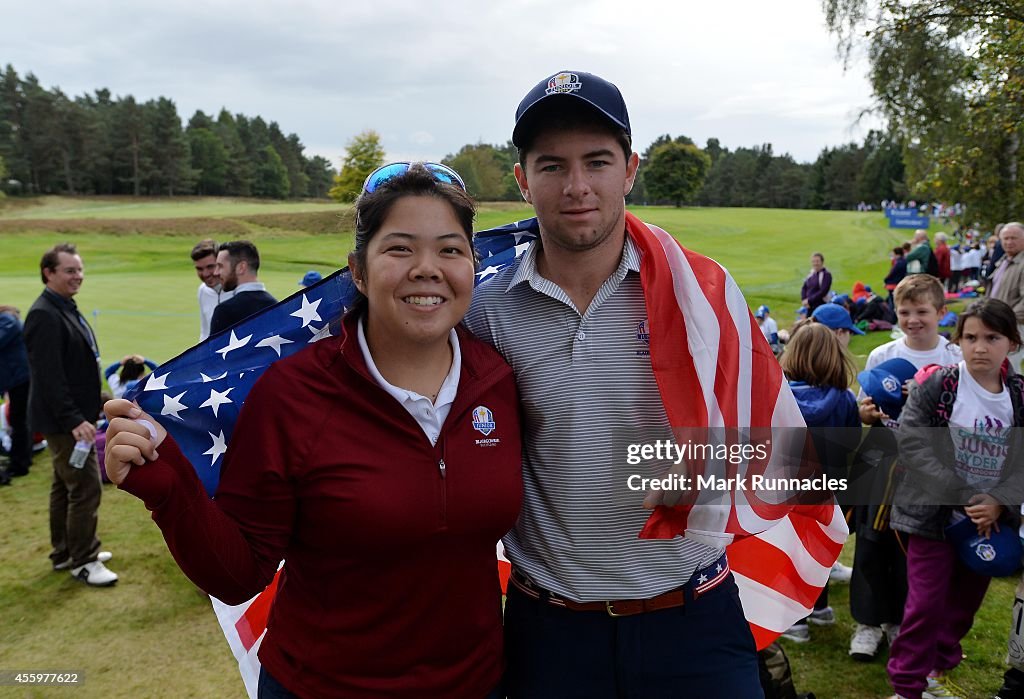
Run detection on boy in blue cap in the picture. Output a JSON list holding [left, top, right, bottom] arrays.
[[756, 305, 781, 355], [812, 302, 864, 349]]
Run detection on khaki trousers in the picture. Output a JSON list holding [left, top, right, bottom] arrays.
[[45, 433, 102, 569]]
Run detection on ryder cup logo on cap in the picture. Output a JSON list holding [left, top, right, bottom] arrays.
[[546, 72, 582, 94], [512, 70, 630, 147], [471, 406, 496, 436], [881, 375, 901, 394], [976, 543, 997, 562]]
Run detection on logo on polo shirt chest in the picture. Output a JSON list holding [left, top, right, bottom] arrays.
[[636, 318, 650, 357], [472, 406, 496, 436], [471, 405, 500, 447]]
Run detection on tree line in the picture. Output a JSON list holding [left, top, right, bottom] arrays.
[[0, 63, 918, 212], [436, 130, 907, 211], [0, 65, 335, 198]]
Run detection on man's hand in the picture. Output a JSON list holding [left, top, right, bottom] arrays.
[[71, 421, 97, 444], [858, 397, 887, 425], [103, 399, 167, 485], [0, 304, 20, 318], [965, 493, 1003, 538]]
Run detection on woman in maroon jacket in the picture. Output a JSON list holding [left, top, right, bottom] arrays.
[[104, 164, 523, 699]]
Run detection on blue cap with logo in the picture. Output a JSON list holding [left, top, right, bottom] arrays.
[[300, 271, 322, 287], [856, 357, 917, 420], [812, 303, 864, 335], [513, 71, 630, 147], [945, 515, 1022, 577], [755, 305, 770, 319]]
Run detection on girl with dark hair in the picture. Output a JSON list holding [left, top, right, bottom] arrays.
[[103, 354, 158, 399], [103, 163, 522, 699], [887, 298, 1024, 699]]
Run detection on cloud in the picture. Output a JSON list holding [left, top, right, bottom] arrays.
[[1, 0, 878, 164]]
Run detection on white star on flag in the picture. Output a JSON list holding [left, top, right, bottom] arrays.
[[216, 330, 253, 359], [476, 265, 501, 280], [308, 323, 332, 343], [161, 392, 189, 420], [203, 430, 228, 466], [512, 232, 533, 244], [698, 574, 709, 584], [514, 242, 531, 257], [144, 372, 169, 391], [256, 334, 294, 356], [716, 564, 723, 573], [199, 387, 234, 418], [201, 372, 228, 383], [289, 294, 322, 328]]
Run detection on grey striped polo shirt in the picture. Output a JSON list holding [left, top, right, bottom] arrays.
[[464, 235, 721, 602]]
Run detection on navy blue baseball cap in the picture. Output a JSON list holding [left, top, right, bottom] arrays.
[[512, 71, 631, 147], [945, 515, 1022, 577], [813, 303, 864, 335], [300, 270, 322, 287], [857, 357, 917, 420]]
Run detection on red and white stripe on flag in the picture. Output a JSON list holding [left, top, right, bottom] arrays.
[[628, 212, 848, 649], [211, 549, 511, 698]]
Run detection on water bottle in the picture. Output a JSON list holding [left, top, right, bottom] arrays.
[[69, 440, 90, 469]]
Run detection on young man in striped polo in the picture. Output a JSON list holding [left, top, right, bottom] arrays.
[[464, 70, 768, 698]]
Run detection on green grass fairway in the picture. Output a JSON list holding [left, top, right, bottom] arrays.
[[0, 197, 998, 699], [0, 198, 916, 366]]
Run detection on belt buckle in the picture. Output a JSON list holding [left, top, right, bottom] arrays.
[[605, 600, 625, 617]]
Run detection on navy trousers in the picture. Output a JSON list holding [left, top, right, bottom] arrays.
[[503, 567, 763, 699]]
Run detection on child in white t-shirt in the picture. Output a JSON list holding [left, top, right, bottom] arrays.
[[849, 275, 961, 663]]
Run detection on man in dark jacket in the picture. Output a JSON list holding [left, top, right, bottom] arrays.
[[23, 243, 117, 586], [0, 305, 31, 483], [209, 240, 278, 336]]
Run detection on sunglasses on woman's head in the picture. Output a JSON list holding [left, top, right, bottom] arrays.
[[362, 162, 466, 194]]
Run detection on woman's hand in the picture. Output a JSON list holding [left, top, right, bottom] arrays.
[[965, 493, 1003, 538], [103, 399, 167, 485]]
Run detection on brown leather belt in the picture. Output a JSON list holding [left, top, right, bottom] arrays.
[[509, 570, 686, 617]]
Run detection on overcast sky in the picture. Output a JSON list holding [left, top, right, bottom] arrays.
[[2, 0, 881, 167]]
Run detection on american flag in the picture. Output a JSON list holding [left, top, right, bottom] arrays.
[[127, 213, 843, 693], [620, 211, 847, 648]]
